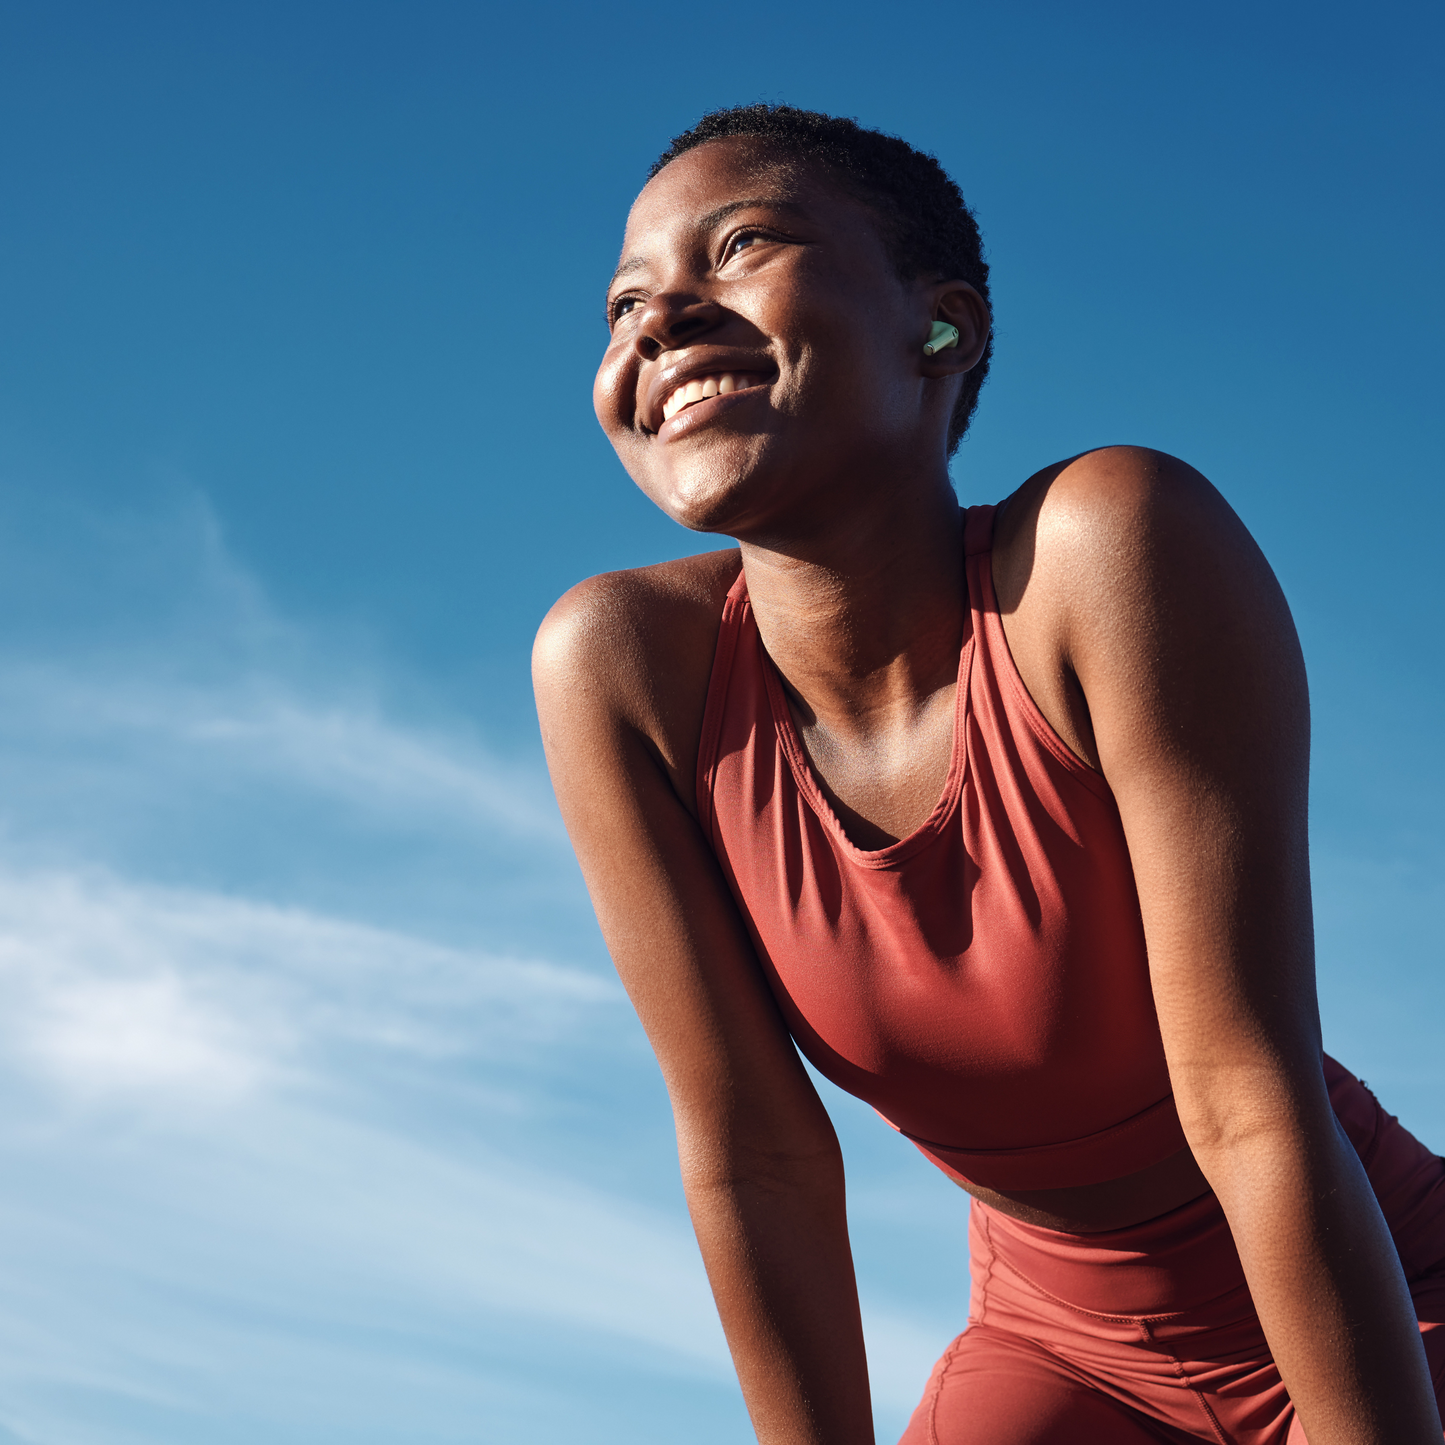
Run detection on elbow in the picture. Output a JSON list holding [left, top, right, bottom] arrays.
[[1171, 1069, 1339, 1189], [1178, 1105, 1288, 1174]]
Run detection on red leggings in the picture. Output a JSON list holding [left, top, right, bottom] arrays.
[[900, 1064, 1445, 1444]]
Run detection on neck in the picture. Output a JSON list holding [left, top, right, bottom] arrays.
[[736, 470, 967, 740]]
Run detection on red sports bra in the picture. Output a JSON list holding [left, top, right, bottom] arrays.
[[696, 504, 1189, 1192]]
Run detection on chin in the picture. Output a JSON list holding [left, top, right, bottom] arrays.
[[653, 473, 758, 535], [634, 438, 782, 536]]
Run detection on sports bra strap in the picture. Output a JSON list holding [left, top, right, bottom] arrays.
[[964, 502, 997, 556]]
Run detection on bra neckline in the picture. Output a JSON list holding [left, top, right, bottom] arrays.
[[755, 622, 974, 869]]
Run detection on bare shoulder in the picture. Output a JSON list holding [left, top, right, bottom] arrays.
[[533, 547, 742, 697], [989, 446, 1304, 773], [992, 445, 1292, 648], [532, 548, 742, 804], [994, 445, 1261, 603]]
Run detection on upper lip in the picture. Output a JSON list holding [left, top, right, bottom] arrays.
[[641, 350, 776, 434]]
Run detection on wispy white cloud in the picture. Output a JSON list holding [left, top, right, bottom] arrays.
[[0, 663, 565, 846], [0, 668, 565, 876], [184, 692, 566, 841], [0, 867, 618, 1105], [0, 489, 565, 859], [22, 971, 263, 1100]]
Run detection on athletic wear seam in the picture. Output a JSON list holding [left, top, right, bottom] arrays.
[[926, 1335, 966, 1445], [1138, 1318, 1231, 1445], [976, 1205, 998, 1321]]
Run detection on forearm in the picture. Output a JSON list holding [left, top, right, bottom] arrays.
[[681, 1140, 875, 1445], [1201, 1122, 1440, 1445]]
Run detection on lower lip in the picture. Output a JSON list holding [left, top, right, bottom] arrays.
[[656, 383, 771, 442]]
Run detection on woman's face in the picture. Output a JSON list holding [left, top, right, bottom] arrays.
[[594, 138, 986, 538]]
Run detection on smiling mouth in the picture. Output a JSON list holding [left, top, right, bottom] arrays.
[[660, 372, 768, 424]]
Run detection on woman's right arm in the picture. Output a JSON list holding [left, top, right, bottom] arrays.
[[533, 568, 875, 1445]]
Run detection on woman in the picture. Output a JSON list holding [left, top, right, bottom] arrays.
[[533, 105, 1445, 1444]]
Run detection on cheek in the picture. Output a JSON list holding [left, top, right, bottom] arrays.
[[590, 369, 610, 430], [592, 345, 635, 433]]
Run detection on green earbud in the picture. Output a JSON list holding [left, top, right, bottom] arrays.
[[923, 320, 960, 357]]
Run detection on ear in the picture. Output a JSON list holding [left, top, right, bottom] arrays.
[[919, 282, 991, 377]]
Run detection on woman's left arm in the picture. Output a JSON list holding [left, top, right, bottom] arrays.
[[1027, 447, 1440, 1445]]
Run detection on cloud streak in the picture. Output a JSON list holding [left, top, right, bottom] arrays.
[[0, 868, 617, 1103]]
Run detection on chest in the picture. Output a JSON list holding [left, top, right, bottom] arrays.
[[789, 681, 959, 850]]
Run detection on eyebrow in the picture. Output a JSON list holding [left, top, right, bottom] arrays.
[[606, 196, 812, 295]]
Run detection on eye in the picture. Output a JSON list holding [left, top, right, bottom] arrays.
[[722, 228, 772, 262], [608, 293, 644, 328]]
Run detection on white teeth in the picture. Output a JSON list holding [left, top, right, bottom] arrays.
[[660, 372, 763, 423]]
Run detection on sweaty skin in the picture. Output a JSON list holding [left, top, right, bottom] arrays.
[[534, 136, 1441, 1445]]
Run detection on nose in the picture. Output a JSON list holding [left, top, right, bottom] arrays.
[[632, 294, 723, 362]]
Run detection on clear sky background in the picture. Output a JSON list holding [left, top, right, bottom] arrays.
[[0, 1, 1441, 1441]]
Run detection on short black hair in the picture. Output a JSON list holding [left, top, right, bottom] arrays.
[[650, 104, 992, 454]]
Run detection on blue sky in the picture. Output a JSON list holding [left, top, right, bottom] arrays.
[[0, 1, 1441, 1440]]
